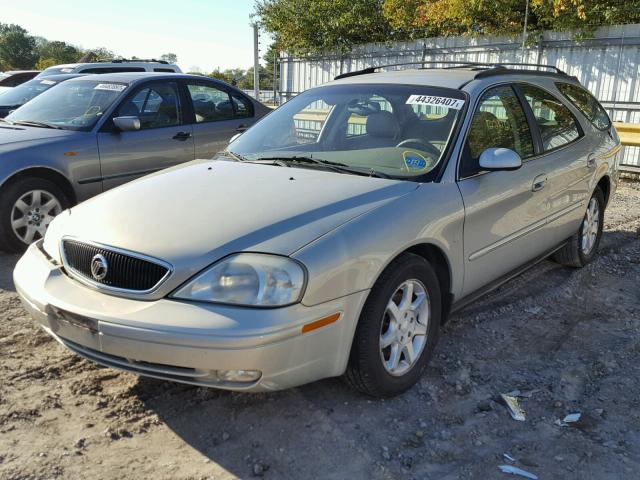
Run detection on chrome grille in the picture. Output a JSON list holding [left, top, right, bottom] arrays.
[[61, 239, 170, 292]]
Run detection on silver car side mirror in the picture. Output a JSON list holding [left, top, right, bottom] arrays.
[[113, 116, 141, 132], [479, 147, 522, 171]]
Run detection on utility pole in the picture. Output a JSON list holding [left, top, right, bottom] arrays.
[[273, 50, 277, 105], [253, 23, 260, 99], [521, 0, 530, 62]]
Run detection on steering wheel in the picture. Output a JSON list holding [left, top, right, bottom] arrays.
[[395, 138, 441, 159]]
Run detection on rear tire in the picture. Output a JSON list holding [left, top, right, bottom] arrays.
[[553, 187, 604, 268], [0, 177, 68, 253], [344, 253, 441, 397]]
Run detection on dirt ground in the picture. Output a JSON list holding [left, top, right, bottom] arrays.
[[0, 181, 639, 480]]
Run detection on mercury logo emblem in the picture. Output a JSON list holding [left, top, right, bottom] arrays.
[[90, 254, 108, 281]]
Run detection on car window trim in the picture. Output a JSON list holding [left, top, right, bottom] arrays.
[[457, 80, 585, 182], [183, 79, 236, 124], [456, 82, 536, 180], [554, 81, 612, 131], [99, 79, 184, 133], [514, 82, 584, 156]]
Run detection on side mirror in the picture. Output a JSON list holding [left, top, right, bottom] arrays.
[[229, 132, 242, 144], [479, 147, 522, 171], [113, 116, 140, 132]]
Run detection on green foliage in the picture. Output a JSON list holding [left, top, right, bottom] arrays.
[[160, 52, 178, 63], [255, 0, 394, 55], [0, 24, 36, 69], [255, 0, 640, 55]]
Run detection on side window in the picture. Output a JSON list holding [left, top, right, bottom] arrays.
[[117, 82, 181, 129], [520, 85, 581, 151], [187, 84, 233, 122], [555, 82, 610, 130], [154, 68, 177, 73], [463, 85, 534, 177], [230, 92, 253, 118]]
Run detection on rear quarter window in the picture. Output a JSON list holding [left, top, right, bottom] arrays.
[[556, 82, 611, 131]]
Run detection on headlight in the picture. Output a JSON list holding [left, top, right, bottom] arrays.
[[172, 253, 306, 307], [42, 210, 69, 263]]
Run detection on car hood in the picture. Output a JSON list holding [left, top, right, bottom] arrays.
[[0, 124, 76, 147], [52, 159, 419, 294]]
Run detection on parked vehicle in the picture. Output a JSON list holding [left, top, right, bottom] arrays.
[[0, 74, 85, 118], [37, 59, 181, 77], [0, 70, 40, 94], [0, 72, 270, 251], [15, 64, 621, 397]]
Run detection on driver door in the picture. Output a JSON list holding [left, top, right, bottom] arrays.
[[97, 80, 194, 190], [458, 84, 552, 296]]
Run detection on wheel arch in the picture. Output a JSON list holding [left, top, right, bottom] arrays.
[[596, 174, 611, 208], [0, 167, 77, 205]]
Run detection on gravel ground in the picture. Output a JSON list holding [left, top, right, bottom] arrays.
[[0, 181, 639, 480]]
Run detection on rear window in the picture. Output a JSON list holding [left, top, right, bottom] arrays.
[[556, 82, 611, 130]]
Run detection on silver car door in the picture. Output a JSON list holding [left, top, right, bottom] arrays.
[[97, 80, 194, 190], [458, 84, 552, 296], [185, 82, 254, 158], [516, 83, 591, 243]]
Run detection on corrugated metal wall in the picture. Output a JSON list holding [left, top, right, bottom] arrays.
[[279, 23, 640, 166]]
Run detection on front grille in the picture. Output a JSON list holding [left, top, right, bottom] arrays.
[[62, 240, 170, 292]]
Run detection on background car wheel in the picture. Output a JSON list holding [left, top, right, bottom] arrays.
[[0, 177, 68, 253], [344, 252, 441, 397], [553, 187, 605, 268]]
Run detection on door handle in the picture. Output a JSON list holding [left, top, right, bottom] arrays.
[[587, 153, 597, 168], [532, 174, 547, 192], [236, 124, 248, 133], [172, 131, 191, 141]]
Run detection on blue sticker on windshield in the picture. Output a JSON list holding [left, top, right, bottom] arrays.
[[403, 151, 428, 171]]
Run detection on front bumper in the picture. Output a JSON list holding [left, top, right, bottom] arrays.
[[14, 242, 368, 391]]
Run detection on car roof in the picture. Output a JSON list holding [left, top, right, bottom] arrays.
[[31, 73, 86, 82], [329, 67, 580, 90], [65, 72, 219, 84]]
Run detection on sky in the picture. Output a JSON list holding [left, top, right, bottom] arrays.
[[1, 0, 267, 72]]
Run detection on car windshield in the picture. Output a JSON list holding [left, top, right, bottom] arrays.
[[37, 67, 75, 77], [5, 80, 127, 131], [228, 83, 466, 180], [0, 77, 59, 107]]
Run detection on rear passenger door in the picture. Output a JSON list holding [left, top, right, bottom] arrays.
[[516, 84, 588, 243], [97, 80, 194, 190], [458, 84, 552, 296], [183, 81, 255, 158]]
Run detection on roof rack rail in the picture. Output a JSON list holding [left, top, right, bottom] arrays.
[[96, 58, 170, 64], [334, 61, 566, 80]]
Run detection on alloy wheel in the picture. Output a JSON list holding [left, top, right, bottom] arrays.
[[11, 189, 62, 245], [379, 279, 430, 376], [581, 197, 600, 255]]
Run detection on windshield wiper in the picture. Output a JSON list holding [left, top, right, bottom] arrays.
[[255, 155, 389, 179], [12, 120, 62, 130], [0, 118, 14, 125]]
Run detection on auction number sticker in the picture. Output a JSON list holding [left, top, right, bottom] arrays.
[[94, 83, 127, 92], [40, 79, 56, 85], [406, 95, 465, 110]]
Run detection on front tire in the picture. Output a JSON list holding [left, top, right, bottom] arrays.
[[0, 177, 68, 253], [344, 253, 441, 397], [553, 187, 605, 268]]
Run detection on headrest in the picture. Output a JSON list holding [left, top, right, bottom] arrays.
[[366, 111, 400, 138]]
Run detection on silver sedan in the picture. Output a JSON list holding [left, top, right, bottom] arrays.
[[14, 65, 621, 396]]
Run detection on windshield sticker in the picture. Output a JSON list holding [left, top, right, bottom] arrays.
[[60, 68, 73, 73], [403, 151, 429, 171], [406, 95, 465, 110], [40, 79, 56, 85], [94, 83, 127, 92]]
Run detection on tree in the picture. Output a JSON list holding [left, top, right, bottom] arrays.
[[255, 0, 394, 55], [0, 24, 36, 69], [36, 40, 82, 65], [160, 52, 178, 63]]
